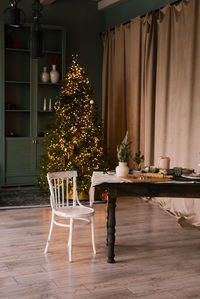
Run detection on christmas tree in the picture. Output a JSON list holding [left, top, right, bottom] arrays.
[[38, 55, 106, 194]]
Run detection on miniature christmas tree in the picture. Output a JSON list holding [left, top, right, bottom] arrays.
[[38, 55, 106, 194], [117, 131, 132, 162]]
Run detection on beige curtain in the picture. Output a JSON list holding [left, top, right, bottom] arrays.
[[102, 26, 126, 166], [102, 14, 157, 167], [155, 0, 200, 170], [102, 0, 200, 171]]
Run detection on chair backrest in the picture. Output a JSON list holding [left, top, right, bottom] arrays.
[[47, 171, 78, 209]]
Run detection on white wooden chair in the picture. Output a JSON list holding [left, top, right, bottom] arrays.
[[44, 171, 96, 262]]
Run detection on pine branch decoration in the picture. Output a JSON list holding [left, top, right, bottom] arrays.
[[117, 131, 132, 162]]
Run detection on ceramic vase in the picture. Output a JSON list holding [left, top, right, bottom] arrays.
[[50, 64, 59, 84], [41, 66, 49, 83], [158, 156, 170, 170], [116, 162, 129, 177]]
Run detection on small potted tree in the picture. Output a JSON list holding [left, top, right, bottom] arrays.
[[116, 131, 132, 177]]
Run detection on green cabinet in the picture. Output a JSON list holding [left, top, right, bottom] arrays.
[[6, 138, 36, 185], [0, 23, 66, 186]]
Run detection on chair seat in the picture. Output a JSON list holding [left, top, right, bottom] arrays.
[[54, 206, 94, 218]]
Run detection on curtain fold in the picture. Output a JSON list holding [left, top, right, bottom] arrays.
[[102, 26, 126, 165], [102, 0, 200, 171], [142, 12, 158, 166], [124, 18, 143, 168]]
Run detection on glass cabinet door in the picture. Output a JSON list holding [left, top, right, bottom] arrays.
[[4, 25, 31, 138], [1, 24, 66, 186]]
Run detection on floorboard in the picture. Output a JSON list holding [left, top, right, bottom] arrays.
[[0, 197, 200, 298]]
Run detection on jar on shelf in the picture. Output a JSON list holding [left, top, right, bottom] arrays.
[[41, 66, 50, 83], [50, 64, 59, 84]]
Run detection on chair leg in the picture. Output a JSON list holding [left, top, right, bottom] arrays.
[[91, 215, 96, 255], [68, 218, 73, 262], [44, 211, 55, 254], [67, 219, 71, 248]]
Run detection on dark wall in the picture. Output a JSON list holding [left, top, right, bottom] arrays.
[[0, 0, 105, 110], [0, 0, 176, 111], [104, 0, 173, 29]]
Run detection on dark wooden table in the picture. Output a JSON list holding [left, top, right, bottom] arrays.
[[94, 180, 200, 263]]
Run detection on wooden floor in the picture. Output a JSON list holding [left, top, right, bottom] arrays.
[[1, 197, 200, 299]]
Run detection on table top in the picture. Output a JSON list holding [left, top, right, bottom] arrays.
[[89, 172, 200, 204], [91, 171, 200, 187]]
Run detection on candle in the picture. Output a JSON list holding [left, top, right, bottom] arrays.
[[158, 156, 170, 170], [49, 98, 52, 111], [43, 97, 46, 111]]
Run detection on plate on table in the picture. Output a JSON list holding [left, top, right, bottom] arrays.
[[181, 173, 200, 180], [181, 168, 194, 175]]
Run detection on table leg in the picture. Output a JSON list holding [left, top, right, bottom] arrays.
[[106, 202, 109, 247], [107, 189, 117, 263]]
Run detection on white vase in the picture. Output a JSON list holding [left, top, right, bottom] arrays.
[[50, 64, 60, 84], [41, 66, 49, 83], [116, 162, 129, 177]]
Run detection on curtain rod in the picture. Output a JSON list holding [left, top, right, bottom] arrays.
[[100, 0, 182, 35]]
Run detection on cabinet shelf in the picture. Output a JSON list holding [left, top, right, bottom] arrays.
[[38, 82, 62, 86], [5, 80, 30, 84], [5, 137, 31, 140], [38, 110, 54, 113], [5, 110, 30, 113], [5, 48, 30, 53], [44, 50, 62, 55]]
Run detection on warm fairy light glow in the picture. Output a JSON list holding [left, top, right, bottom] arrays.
[[38, 55, 107, 194]]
